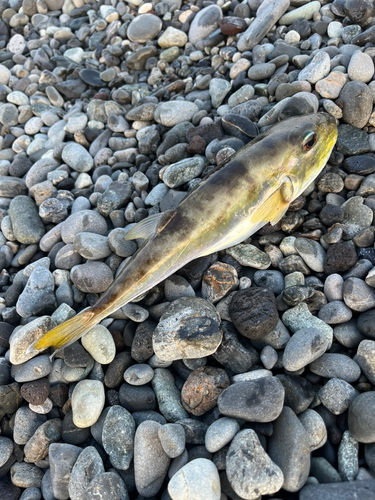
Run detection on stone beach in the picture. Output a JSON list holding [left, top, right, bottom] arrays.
[[1, 0, 375, 498]]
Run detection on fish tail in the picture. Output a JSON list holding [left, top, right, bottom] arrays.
[[26, 309, 98, 356]]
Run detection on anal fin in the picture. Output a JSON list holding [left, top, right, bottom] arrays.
[[125, 213, 163, 240]]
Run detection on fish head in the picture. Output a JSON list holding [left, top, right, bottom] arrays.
[[280, 112, 338, 196]]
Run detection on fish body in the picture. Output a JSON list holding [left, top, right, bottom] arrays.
[[26, 113, 337, 357]]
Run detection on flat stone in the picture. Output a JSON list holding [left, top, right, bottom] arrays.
[[134, 420, 170, 497], [218, 376, 285, 422], [268, 406, 310, 492]]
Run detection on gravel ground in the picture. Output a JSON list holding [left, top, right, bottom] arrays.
[[1, 0, 375, 499]]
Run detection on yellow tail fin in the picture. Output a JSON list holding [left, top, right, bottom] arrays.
[[26, 309, 97, 356]]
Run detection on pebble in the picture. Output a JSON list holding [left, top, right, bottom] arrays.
[[81, 325, 115, 365], [298, 51, 331, 84], [71, 380, 105, 428], [102, 405, 135, 470], [226, 243, 271, 269], [49, 443, 81, 500], [218, 376, 285, 422], [229, 287, 279, 340], [205, 417, 240, 453], [188, 5, 223, 45], [299, 409, 327, 452], [268, 406, 310, 492], [348, 52, 374, 83], [153, 297, 222, 361], [294, 238, 325, 272], [158, 423, 185, 458], [152, 368, 189, 422], [309, 353, 361, 383], [134, 420, 170, 497], [181, 366, 229, 416], [168, 458, 221, 500], [349, 392, 375, 443], [343, 277, 375, 312], [227, 428, 284, 498], [84, 472, 128, 500], [68, 446, 105, 500], [318, 378, 357, 415], [282, 327, 328, 372]]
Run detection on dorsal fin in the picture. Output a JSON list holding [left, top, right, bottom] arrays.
[[125, 213, 163, 240], [251, 177, 294, 226]]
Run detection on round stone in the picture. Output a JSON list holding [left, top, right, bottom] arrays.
[[348, 51, 374, 83], [158, 423, 185, 458], [181, 366, 230, 416], [168, 459, 220, 500], [158, 26, 187, 48], [71, 262, 113, 294], [309, 353, 361, 383], [124, 364, 154, 386], [127, 14, 163, 43], [343, 277, 375, 312], [339, 81, 373, 129], [282, 327, 328, 372], [71, 380, 105, 428], [152, 297, 222, 362], [229, 287, 279, 340], [318, 378, 357, 415], [62, 143, 94, 173], [205, 417, 240, 453], [348, 392, 375, 443], [81, 325, 116, 365], [188, 5, 223, 45]]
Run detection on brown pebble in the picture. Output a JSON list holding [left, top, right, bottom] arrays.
[[186, 135, 207, 155], [345, 174, 364, 191], [20, 378, 50, 406], [93, 92, 109, 100], [181, 366, 230, 416], [229, 287, 279, 340], [324, 243, 358, 274], [220, 17, 248, 35], [201, 261, 239, 303]]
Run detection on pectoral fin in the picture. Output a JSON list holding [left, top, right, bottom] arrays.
[[251, 176, 294, 226], [125, 213, 163, 240]]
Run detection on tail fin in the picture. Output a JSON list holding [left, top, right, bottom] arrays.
[[26, 309, 97, 357]]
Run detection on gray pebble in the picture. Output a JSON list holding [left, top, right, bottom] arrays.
[[268, 406, 310, 492], [294, 237, 326, 272], [226, 429, 283, 499], [108, 228, 137, 258], [151, 368, 188, 422], [16, 267, 56, 318], [356, 339, 375, 384], [164, 275, 195, 301], [61, 210, 107, 244], [11, 355, 52, 383], [343, 277, 375, 312], [309, 353, 361, 383], [85, 472, 129, 500], [318, 378, 357, 415], [309, 457, 341, 484], [318, 300, 352, 324], [71, 380, 105, 428], [298, 409, 327, 452], [338, 430, 359, 481], [13, 407, 46, 445], [62, 143, 93, 173], [163, 157, 205, 188], [282, 327, 328, 372], [218, 376, 284, 422], [158, 423, 186, 458], [205, 417, 240, 453], [72, 262, 113, 294], [49, 443, 81, 500], [68, 446, 104, 500], [102, 405, 135, 470], [10, 462, 44, 488], [324, 274, 344, 302], [168, 458, 220, 500], [9, 196, 45, 244], [73, 233, 111, 260], [124, 364, 154, 386], [134, 420, 170, 497]]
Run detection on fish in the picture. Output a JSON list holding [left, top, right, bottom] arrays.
[[26, 113, 338, 357]]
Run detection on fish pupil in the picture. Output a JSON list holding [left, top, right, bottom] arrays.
[[303, 132, 317, 151]]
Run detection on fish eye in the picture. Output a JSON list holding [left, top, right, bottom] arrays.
[[303, 132, 317, 151]]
